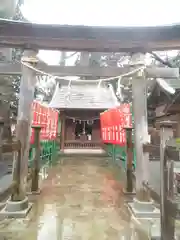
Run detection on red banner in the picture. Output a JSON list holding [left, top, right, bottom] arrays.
[[100, 111, 107, 143], [118, 103, 132, 128], [30, 101, 58, 144], [113, 108, 125, 146], [100, 104, 132, 146]]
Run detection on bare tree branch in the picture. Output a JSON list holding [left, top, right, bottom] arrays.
[[149, 51, 173, 68]]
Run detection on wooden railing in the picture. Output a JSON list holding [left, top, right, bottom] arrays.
[[64, 141, 102, 149], [144, 144, 179, 161], [0, 125, 42, 202]]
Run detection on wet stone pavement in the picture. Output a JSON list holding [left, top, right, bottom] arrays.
[[0, 156, 149, 239]]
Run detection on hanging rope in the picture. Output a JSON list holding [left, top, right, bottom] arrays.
[[116, 77, 124, 101], [68, 79, 72, 89], [65, 79, 72, 103], [65, 115, 100, 121], [20, 54, 145, 106], [108, 83, 119, 106], [21, 60, 145, 84], [97, 79, 102, 88]]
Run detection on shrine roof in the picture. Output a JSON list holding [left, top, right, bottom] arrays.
[[147, 78, 180, 109], [49, 84, 119, 109]]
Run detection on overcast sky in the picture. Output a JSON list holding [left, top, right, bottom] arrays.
[[21, 0, 180, 65]]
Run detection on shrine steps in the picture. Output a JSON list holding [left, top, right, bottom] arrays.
[[59, 148, 109, 158]]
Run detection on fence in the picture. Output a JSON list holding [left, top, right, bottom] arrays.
[[101, 104, 136, 170], [29, 101, 59, 169], [0, 113, 60, 203], [103, 127, 135, 194], [105, 143, 136, 169], [0, 123, 44, 201], [29, 139, 59, 168]]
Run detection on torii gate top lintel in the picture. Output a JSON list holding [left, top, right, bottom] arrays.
[[0, 19, 180, 52]]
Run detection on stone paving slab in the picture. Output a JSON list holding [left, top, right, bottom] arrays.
[[0, 157, 149, 240]]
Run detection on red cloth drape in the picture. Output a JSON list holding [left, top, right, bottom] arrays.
[[30, 101, 58, 144], [100, 104, 132, 146]]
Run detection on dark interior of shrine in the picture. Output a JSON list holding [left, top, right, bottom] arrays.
[[60, 109, 103, 149]]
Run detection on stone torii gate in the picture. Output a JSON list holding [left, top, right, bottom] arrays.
[[0, 19, 180, 51], [0, 20, 180, 222]]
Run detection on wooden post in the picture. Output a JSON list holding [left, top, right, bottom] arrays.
[[12, 49, 38, 200], [31, 126, 41, 193], [112, 144, 115, 163], [125, 127, 134, 193], [176, 114, 180, 137], [80, 52, 90, 80], [168, 160, 174, 199], [159, 121, 175, 240], [131, 53, 150, 201], [60, 51, 66, 66], [60, 111, 65, 150], [59, 51, 66, 150], [11, 140, 22, 201], [0, 118, 4, 161]]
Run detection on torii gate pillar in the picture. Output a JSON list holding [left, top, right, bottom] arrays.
[[16, 49, 39, 193], [128, 53, 160, 219], [0, 50, 39, 218]]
